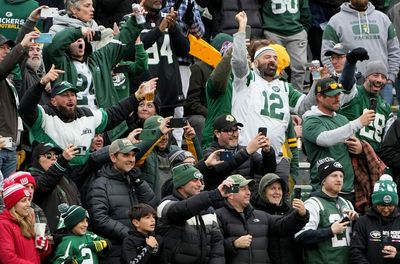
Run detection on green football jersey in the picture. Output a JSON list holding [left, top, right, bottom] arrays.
[[303, 196, 353, 264], [53, 231, 103, 264], [339, 86, 393, 152]]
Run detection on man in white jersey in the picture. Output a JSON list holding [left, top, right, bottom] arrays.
[[230, 11, 312, 180]]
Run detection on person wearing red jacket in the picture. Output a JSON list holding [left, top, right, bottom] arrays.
[[0, 183, 51, 263]]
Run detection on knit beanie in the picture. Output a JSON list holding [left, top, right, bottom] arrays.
[[211, 33, 233, 52], [3, 183, 30, 210], [317, 157, 344, 183], [168, 149, 195, 168], [143, 115, 164, 130], [372, 174, 398, 206], [365, 60, 388, 78], [172, 163, 203, 189], [58, 203, 89, 229], [7, 171, 36, 190]]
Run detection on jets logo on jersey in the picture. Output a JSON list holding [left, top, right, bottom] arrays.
[[272, 86, 280, 92]]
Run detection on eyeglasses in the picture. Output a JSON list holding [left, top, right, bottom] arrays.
[[330, 55, 346, 61], [316, 82, 342, 93], [377, 204, 396, 209], [0, 45, 11, 51], [220, 127, 241, 136], [41, 152, 57, 159]]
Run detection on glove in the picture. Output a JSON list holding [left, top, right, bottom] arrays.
[[127, 170, 143, 187], [346, 47, 369, 64], [35, 236, 49, 251], [87, 240, 108, 252]]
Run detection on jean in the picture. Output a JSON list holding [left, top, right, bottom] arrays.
[[0, 148, 17, 179]]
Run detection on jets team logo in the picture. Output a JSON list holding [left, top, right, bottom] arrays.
[[5, 12, 13, 17], [193, 171, 203, 180], [333, 162, 343, 168], [24, 189, 30, 196], [272, 86, 280, 92], [370, 230, 381, 239], [157, 117, 163, 124], [383, 195, 392, 204]]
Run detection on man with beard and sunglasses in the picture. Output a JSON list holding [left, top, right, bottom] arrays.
[[338, 60, 394, 153]]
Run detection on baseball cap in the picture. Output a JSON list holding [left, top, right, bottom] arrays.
[[324, 43, 347, 56], [51, 81, 80, 98], [226, 174, 255, 187], [0, 34, 15, 48], [315, 78, 343, 96], [213, 114, 243, 131], [109, 138, 140, 155], [32, 142, 62, 160]]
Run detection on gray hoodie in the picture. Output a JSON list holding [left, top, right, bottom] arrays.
[[321, 2, 400, 81]]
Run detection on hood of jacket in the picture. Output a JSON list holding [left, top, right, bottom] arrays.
[[52, 10, 98, 31], [0, 210, 19, 224], [310, 190, 342, 203], [366, 206, 400, 221], [340, 2, 376, 38], [302, 105, 338, 119], [258, 173, 288, 202], [98, 163, 129, 181]]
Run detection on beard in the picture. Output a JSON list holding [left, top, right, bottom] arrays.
[[256, 62, 277, 78], [27, 58, 42, 72], [56, 104, 76, 120]]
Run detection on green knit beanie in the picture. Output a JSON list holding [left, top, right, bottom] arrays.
[[211, 33, 233, 52], [143, 115, 163, 130], [58, 203, 89, 229], [372, 174, 398, 206], [172, 164, 203, 189]]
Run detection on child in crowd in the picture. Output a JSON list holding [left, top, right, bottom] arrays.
[[121, 203, 161, 264], [52, 204, 109, 264]]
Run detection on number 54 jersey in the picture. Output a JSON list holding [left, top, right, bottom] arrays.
[[231, 71, 304, 158]]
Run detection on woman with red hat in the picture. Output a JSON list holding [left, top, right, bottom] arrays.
[[0, 183, 52, 263]]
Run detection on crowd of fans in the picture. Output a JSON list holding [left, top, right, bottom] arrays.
[[1, 0, 400, 263]]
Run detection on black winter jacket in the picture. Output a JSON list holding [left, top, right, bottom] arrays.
[[253, 197, 304, 264], [351, 207, 400, 264], [216, 201, 309, 264], [202, 141, 276, 190], [30, 156, 81, 232], [86, 164, 157, 264], [157, 189, 225, 264], [121, 230, 162, 264]]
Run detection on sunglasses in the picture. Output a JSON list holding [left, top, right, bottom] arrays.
[[316, 82, 342, 93], [41, 152, 58, 159]]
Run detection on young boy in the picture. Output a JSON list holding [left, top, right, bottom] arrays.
[[121, 203, 161, 264], [52, 204, 109, 264]]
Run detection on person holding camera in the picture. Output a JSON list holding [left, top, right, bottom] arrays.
[[351, 174, 400, 264], [216, 174, 308, 264], [28, 142, 82, 232], [295, 157, 359, 264], [157, 164, 232, 264], [86, 138, 157, 263]]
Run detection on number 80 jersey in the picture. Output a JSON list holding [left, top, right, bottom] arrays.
[[232, 71, 304, 158]]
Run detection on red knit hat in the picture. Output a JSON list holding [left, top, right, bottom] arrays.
[[6, 171, 36, 189], [3, 183, 30, 210]]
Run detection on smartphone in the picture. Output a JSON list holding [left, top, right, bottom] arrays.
[[293, 188, 301, 199], [92, 31, 102, 41], [2, 137, 13, 148], [169, 118, 186, 128], [381, 235, 392, 250], [74, 146, 87, 156], [245, 25, 251, 41], [138, 129, 158, 140], [258, 127, 267, 136], [33, 33, 53, 44], [220, 150, 233, 161], [224, 183, 240, 194], [113, 65, 130, 73], [40, 8, 58, 18], [339, 216, 350, 223], [369, 97, 377, 111]]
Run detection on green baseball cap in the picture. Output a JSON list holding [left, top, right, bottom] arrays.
[[226, 174, 255, 187], [109, 138, 140, 155], [51, 81, 80, 97], [315, 78, 343, 96]]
